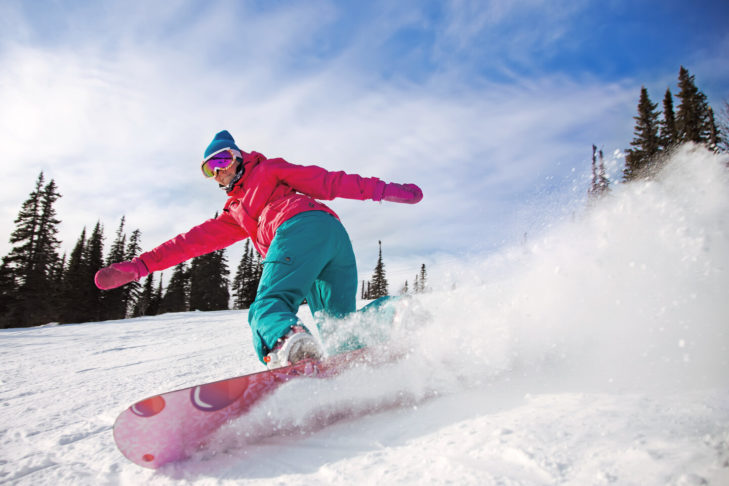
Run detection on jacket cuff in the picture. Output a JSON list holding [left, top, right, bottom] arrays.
[[133, 256, 151, 278]]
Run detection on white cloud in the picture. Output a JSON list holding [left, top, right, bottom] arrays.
[[0, 1, 657, 288]]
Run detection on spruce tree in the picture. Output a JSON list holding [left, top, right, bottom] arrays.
[[189, 249, 230, 311], [133, 274, 155, 317], [369, 241, 388, 299], [5, 173, 45, 288], [124, 229, 143, 316], [102, 217, 128, 320], [659, 88, 678, 150], [4, 173, 63, 326], [59, 228, 87, 323], [707, 106, 721, 151], [624, 87, 661, 181], [150, 275, 164, 316], [159, 264, 189, 313], [418, 264, 428, 293], [589, 146, 610, 200], [676, 66, 713, 145], [232, 240, 257, 309], [82, 222, 105, 322], [718, 101, 729, 153], [0, 257, 18, 328]]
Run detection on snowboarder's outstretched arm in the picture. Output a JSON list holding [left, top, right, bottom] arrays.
[[266, 158, 423, 204], [95, 212, 247, 290]]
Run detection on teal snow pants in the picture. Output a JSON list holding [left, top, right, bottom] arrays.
[[248, 211, 358, 363]]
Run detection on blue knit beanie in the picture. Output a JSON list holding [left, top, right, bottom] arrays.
[[204, 130, 241, 158]]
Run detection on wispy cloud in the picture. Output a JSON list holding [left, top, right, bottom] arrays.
[[0, 0, 726, 287]]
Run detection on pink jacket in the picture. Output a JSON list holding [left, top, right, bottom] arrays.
[[140, 152, 386, 272]]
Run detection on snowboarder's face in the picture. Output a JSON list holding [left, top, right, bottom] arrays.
[[213, 159, 241, 187]]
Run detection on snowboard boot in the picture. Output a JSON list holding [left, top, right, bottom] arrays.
[[264, 325, 323, 370]]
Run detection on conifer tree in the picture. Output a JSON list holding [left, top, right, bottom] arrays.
[[83, 222, 105, 322], [159, 263, 189, 313], [676, 66, 712, 145], [718, 101, 729, 153], [5, 173, 45, 288], [133, 274, 155, 317], [232, 240, 259, 309], [588, 146, 610, 200], [659, 89, 678, 150], [123, 229, 143, 316], [707, 106, 721, 151], [4, 173, 63, 326], [369, 241, 388, 299], [189, 249, 230, 311], [102, 217, 128, 320], [400, 280, 409, 295], [59, 228, 87, 323], [418, 264, 428, 293], [0, 257, 18, 328], [624, 87, 661, 181], [150, 275, 164, 316], [231, 244, 249, 309]]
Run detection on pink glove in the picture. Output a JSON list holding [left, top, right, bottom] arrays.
[[378, 183, 423, 204], [94, 257, 149, 290]]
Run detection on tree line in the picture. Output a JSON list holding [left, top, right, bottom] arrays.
[[361, 240, 429, 299], [590, 65, 726, 200], [0, 178, 264, 329]]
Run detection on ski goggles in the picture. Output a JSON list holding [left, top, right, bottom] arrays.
[[201, 148, 243, 178]]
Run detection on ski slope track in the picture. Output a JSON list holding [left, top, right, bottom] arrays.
[[2, 144, 728, 485]]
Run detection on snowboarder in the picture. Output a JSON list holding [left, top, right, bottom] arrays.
[[95, 130, 423, 369]]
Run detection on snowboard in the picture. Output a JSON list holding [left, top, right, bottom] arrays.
[[113, 297, 403, 469], [113, 346, 392, 469]]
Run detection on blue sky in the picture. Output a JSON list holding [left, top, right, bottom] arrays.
[[1, 0, 727, 287]]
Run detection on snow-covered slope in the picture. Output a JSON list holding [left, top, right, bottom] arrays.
[[2, 144, 728, 485]]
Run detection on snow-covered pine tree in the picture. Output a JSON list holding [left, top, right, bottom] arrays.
[[418, 264, 428, 293], [717, 101, 729, 153], [588, 146, 610, 200]]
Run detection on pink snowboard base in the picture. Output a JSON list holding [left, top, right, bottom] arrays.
[[113, 348, 376, 469]]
